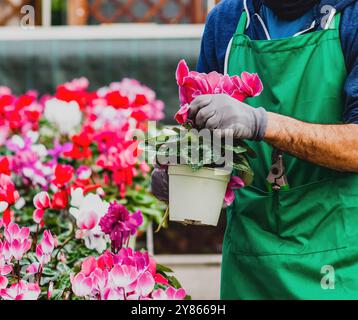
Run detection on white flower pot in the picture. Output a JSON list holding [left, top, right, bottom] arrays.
[[168, 165, 230, 226]]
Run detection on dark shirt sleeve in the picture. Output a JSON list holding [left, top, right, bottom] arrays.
[[196, 0, 243, 74], [343, 56, 358, 124], [339, 2, 358, 124], [196, 10, 220, 74]]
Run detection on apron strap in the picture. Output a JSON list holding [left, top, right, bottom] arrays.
[[235, 11, 248, 35], [224, 11, 247, 74]]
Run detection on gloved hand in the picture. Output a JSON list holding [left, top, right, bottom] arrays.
[[188, 94, 268, 141], [151, 168, 169, 202]]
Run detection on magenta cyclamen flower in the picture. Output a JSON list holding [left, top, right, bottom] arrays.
[[99, 202, 143, 252], [174, 60, 264, 124]]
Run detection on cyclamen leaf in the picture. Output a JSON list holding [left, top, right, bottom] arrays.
[[156, 263, 174, 274], [167, 275, 183, 289]]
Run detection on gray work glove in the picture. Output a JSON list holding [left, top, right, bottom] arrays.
[[151, 168, 169, 202], [188, 94, 268, 141]]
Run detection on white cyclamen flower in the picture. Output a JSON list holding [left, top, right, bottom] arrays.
[[44, 98, 82, 135]]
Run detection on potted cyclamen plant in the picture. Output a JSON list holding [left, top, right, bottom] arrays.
[[147, 60, 263, 226]]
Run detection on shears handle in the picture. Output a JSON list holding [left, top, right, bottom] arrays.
[[266, 149, 290, 191]]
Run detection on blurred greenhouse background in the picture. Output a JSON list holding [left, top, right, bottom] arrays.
[[0, 0, 223, 299]]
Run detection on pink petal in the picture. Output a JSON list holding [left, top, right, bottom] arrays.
[[224, 189, 235, 206], [19, 227, 30, 239], [1, 265, 12, 276], [41, 230, 55, 254], [152, 288, 167, 300], [229, 176, 245, 189], [71, 273, 93, 297], [174, 104, 190, 125], [176, 60, 189, 86], [241, 72, 263, 97], [11, 239, 22, 260], [136, 271, 155, 297], [78, 211, 98, 230], [26, 262, 40, 275], [36, 244, 44, 259], [174, 288, 187, 300], [81, 256, 97, 276], [110, 265, 139, 288], [23, 239, 32, 253], [8, 223, 20, 238], [154, 273, 169, 285], [206, 72, 221, 92], [48, 282, 54, 299], [21, 283, 41, 300], [0, 275, 8, 289], [33, 192, 51, 210], [33, 209, 45, 224], [219, 75, 235, 95], [224, 176, 245, 206], [103, 288, 124, 300], [166, 286, 176, 299]]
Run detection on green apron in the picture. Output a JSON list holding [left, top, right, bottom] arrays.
[[222, 10, 358, 299]]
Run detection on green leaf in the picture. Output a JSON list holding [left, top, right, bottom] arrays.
[[167, 275, 182, 289], [156, 263, 174, 274]]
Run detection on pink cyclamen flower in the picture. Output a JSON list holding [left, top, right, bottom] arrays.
[[0, 174, 20, 225], [70, 272, 93, 297], [70, 250, 180, 300], [36, 230, 56, 266], [115, 247, 151, 274], [33, 191, 51, 210], [176, 60, 221, 105], [41, 230, 56, 254], [0, 240, 12, 273], [224, 176, 245, 206], [76, 165, 92, 180], [232, 72, 263, 98], [33, 191, 51, 224], [81, 256, 97, 276], [109, 264, 139, 290], [71, 256, 111, 299], [4, 223, 31, 261], [48, 282, 54, 300], [175, 59, 263, 106], [152, 287, 187, 300], [0, 280, 41, 300], [174, 104, 190, 125], [33, 209, 45, 224], [135, 271, 155, 297], [70, 193, 109, 231], [26, 262, 40, 275], [99, 202, 143, 252], [0, 239, 12, 289]]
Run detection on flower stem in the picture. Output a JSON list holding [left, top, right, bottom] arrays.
[[32, 224, 40, 250]]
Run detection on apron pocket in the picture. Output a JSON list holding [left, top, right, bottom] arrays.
[[277, 178, 347, 254], [228, 179, 348, 256]]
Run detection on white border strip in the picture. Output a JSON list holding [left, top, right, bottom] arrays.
[[243, 0, 251, 29], [0, 24, 205, 41], [254, 13, 271, 40], [293, 21, 316, 37], [224, 37, 233, 75]]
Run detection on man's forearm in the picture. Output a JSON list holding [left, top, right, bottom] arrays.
[[264, 112, 358, 172]]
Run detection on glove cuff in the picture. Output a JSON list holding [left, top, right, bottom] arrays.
[[253, 107, 268, 141]]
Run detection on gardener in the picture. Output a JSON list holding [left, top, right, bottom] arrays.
[[151, 0, 358, 299]]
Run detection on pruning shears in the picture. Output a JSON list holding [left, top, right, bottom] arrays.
[[266, 149, 290, 191]]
